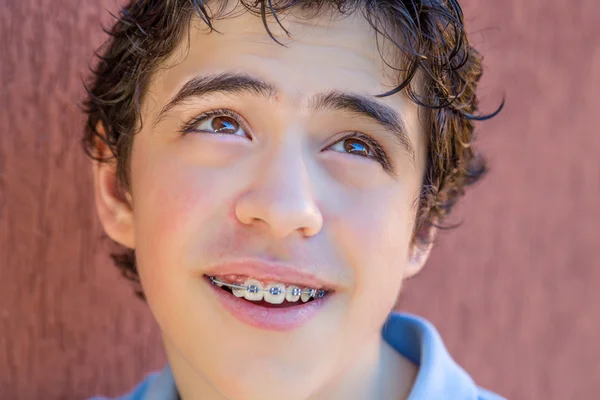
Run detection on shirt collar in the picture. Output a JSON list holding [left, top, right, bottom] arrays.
[[382, 312, 479, 400]]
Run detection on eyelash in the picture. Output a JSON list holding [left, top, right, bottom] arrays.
[[179, 109, 392, 170], [333, 131, 391, 170], [180, 109, 250, 137]]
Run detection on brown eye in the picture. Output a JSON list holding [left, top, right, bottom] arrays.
[[187, 111, 248, 137], [211, 116, 239, 134], [326, 133, 391, 172], [341, 138, 372, 157]]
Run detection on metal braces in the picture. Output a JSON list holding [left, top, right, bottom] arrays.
[[210, 276, 327, 298]]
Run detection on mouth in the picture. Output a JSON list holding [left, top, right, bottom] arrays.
[[203, 267, 334, 331]]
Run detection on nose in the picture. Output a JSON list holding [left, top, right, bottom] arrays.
[[234, 144, 324, 239]]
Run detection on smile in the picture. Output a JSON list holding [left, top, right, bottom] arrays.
[[209, 276, 329, 304], [204, 271, 334, 331]]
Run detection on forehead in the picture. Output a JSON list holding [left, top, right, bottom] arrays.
[[148, 8, 405, 107]]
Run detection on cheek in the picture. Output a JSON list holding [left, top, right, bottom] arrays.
[[330, 187, 415, 325], [335, 188, 414, 274], [138, 169, 211, 241], [151, 180, 208, 236], [130, 152, 221, 286]]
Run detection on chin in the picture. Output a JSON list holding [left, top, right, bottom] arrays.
[[206, 358, 326, 400]]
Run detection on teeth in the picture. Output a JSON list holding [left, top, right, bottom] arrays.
[[243, 279, 264, 301], [264, 283, 286, 304], [210, 276, 327, 303], [301, 288, 316, 303], [285, 285, 301, 302], [232, 284, 245, 298]]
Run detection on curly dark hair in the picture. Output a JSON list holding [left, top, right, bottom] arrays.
[[82, 0, 501, 298]]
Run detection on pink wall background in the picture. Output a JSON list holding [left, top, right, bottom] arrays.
[[1, 0, 599, 399]]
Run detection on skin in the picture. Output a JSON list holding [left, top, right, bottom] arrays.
[[93, 5, 435, 400]]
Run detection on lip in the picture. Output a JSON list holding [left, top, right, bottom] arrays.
[[204, 259, 336, 289], [206, 277, 329, 331]]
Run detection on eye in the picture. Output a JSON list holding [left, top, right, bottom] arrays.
[[182, 110, 249, 138], [328, 134, 376, 159], [326, 133, 392, 172]]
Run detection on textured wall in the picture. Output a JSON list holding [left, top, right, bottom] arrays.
[[1, 0, 598, 399]]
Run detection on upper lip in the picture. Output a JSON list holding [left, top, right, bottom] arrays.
[[204, 259, 337, 290]]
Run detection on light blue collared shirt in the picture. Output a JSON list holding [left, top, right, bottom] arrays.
[[90, 313, 505, 400]]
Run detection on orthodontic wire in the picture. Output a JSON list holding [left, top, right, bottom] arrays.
[[210, 277, 327, 297]]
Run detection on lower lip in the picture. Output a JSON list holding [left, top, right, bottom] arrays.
[[206, 279, 329, 331]]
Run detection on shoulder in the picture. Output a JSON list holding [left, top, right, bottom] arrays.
[[118, 373, 159, 400], [86, 374, 157, 400], [87, 366, 176, 400]]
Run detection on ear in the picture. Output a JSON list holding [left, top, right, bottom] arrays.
[[404, 221, 437, 279], [92, 123, 136, 249]]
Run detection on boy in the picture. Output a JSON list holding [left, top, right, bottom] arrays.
[[84, 0, 504, 398]]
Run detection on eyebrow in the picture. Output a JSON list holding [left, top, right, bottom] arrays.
[[155, 72, 415, 161], [311, 90, 414, 162], [155, 72, 277, 126]]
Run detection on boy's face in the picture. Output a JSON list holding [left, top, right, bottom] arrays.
[[95, 6, 431, 400]]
